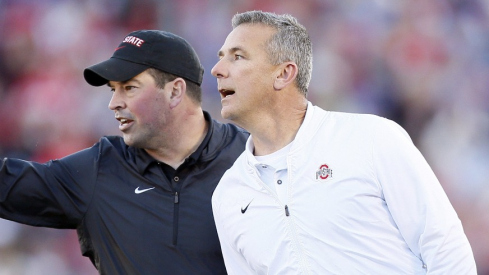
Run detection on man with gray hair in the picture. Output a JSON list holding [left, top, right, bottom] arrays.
[[211, 10, 476, 274]]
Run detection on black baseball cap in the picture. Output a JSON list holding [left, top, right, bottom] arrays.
[[84, 30, 204, 86]]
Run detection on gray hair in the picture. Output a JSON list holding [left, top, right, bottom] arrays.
[[232, 11, 312, 96]]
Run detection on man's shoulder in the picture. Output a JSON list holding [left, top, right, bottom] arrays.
[[302, 106, 406, 144], [88, 135, 138, 158], [209, 119, 249, 145], [95, 135, 126, 150], [319, 108, 383, 122], [212, 119, 248, 135], [317, 108, 395, 130], [204, 111, 248, 136], [99, 135, 124, 143]]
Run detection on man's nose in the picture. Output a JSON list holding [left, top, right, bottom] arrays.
[[211, 58, 227, 78], [108, 89, 125, 110]]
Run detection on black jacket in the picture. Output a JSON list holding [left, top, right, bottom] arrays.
[[0, 112, 248, 274]]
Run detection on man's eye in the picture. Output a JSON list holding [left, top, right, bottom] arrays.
[[124, 86, 136, 91], [235, 54, 243, 60]]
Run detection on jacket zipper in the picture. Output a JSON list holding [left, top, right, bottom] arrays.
[[172, 191, 179, 245], [251, 162, 309, 273], [286, 159, 310, 274]]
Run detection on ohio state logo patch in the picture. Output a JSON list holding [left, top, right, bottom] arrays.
[[316, 164, 333, 181]]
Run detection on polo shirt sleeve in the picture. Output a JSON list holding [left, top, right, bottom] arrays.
[[372, 118, 476, 274], [0, 143, 101, 229]]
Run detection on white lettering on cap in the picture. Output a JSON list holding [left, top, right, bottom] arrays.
[[122, 36, 145, 47]]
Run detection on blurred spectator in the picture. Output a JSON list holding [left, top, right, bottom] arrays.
[[0, 0, 488, 274]]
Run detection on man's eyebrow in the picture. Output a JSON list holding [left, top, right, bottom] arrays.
[[217, 47, 246, 57], [108, 78, 142, 86], [125, 78, 142, 85]]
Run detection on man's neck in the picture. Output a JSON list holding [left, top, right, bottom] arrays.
[[251, 101, 307, 156], [146, 109, 208, 169]]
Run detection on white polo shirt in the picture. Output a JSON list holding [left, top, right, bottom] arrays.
[[253, 142, 291, 202]]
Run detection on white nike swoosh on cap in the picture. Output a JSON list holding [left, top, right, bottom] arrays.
[[135, 186, 155, 194]]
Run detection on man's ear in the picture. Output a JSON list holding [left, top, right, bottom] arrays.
[[273, 62, 298, 90], [169, 78, 186, 109]]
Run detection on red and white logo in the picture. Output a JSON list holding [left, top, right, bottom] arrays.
[[122, 36, 145, 47], [316, 164, 333, 181]]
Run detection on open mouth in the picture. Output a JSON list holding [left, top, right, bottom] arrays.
[[117, 117, 134, 126], [219, 89, 235, 98]]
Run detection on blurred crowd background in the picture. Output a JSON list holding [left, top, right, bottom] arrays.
[[0, 0, 488, 274]]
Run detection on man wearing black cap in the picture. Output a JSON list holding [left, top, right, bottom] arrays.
[[0, 30, 247, 274]]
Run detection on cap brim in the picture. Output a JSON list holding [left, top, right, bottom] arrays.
[[84, 58, 149, 86]]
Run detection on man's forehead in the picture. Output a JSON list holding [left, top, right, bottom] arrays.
[[218, 24, 274, 54]]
